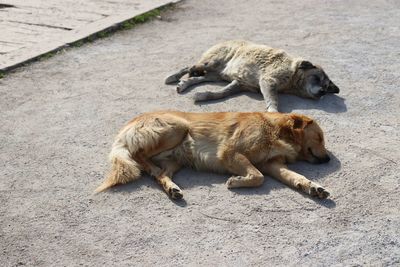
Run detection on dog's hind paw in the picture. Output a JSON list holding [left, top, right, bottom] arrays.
[[309, 184, 330, 199], [165, 75, 180, 84], [168, 186, 183, 200], [176, 82, 187, 93]]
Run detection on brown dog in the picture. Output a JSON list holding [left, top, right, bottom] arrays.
[[95, 111, 331, 199]]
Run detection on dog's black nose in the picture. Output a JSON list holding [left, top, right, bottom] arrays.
[[327, 81, 340, 94], [318, 155, 330, 163]]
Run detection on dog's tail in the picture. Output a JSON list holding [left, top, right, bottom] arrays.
[[94, 140, 142, 193]]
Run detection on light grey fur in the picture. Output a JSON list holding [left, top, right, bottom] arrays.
[[165, 40, 340, 111]]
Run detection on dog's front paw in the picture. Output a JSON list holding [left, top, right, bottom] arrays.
[[226, 176, 243, 189], [193, 92, 211, 103], [309, 183, 330, 199], [165, 75, 179, 84], [168, 186, 183, 200]]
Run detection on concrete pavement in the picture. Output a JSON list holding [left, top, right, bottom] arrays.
[[0, 0, 178, 71]]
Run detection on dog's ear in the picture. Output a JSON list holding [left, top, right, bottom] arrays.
[[281, 114, 313, 144], [298, 60, 316, 70], [291, 114, 313, 129]]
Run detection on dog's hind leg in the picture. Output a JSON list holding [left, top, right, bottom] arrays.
[[154, 159, 183, 199], [95, 142, 142, 193], [193, 80, 242, 103], [96, 114, 189, 194], [176, 74, 220, 93], [262, 161, 330, 199], [136, 155, 183, 199], [165, 67, 190, 84], [188, 59, 221, 77], [166, 60, 220, 85], [221, 152, 265, 188]]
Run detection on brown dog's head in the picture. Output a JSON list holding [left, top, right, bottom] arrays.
[[288, 114, 330, 164], [295, 60, 340, 99]]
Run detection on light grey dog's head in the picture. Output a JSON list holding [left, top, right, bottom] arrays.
[[295, 60, 340, 99]]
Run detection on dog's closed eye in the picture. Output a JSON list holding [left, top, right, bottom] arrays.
[[317, 133, 324, 143]]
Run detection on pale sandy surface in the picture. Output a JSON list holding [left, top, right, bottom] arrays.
[[0, 0, 177, 70], [1, 0, 399, 266]]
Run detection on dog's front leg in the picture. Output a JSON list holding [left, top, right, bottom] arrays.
[[221, 152, 265, 188], [262, 161, 330, 199], [259, 78, 279, 112]]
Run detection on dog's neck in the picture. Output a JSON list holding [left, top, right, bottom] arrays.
[[290, 60, 305, 89]]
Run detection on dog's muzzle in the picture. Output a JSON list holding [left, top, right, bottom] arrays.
[[309, 148, 330, 164], [315, 155, 330, 164], [307, 85, 327, 99], [315, 89, 327, 98], [327, 81, 340, 94]]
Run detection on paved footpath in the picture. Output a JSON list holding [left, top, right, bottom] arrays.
[[0, 0, 177, 71], [0, 0, 399, 266]]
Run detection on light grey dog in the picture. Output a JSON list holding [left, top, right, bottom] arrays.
[[165, 40, 340, 112]]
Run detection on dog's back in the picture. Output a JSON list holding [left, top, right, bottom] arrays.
[[197, 40, 248, 67], [196, 40, 294, 89]]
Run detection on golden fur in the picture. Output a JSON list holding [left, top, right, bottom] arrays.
[[95, 111, 331, 199]]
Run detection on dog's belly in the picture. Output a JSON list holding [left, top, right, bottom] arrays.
[[221, 58, 260, 90], [167, 134, 227, 174]]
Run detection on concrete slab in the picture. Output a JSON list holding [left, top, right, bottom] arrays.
[[0, 0, 179, 71], [0, 0, 399, 266]]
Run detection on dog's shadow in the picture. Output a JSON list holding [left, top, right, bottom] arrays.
[[279, 94, 347, 113], [175, 81, 264, 105], [175, 83, 347, 113], [112, 152, 340, 207]]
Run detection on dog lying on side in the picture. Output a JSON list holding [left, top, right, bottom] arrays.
[[95, 111, 331, 199], [165, 40, 340, 112]]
